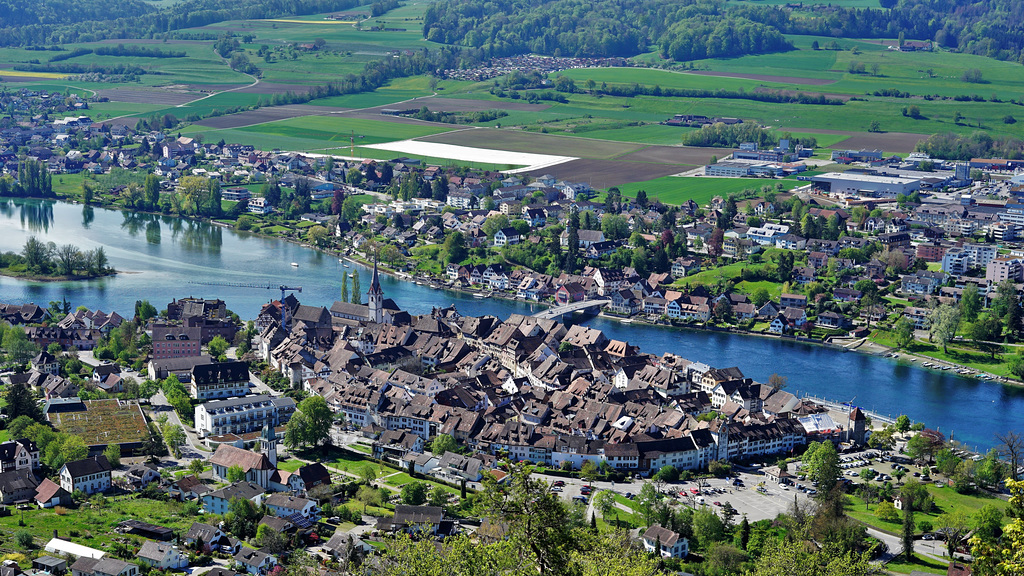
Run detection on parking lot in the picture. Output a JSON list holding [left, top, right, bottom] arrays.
[[535, 449, 937, 527], [537, 469, 815, 524]]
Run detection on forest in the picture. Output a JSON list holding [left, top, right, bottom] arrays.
[[423, 0, 1024, 63], [0, 0, 362, 47]]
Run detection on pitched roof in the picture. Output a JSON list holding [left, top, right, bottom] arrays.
[[138, 541, 178, 562], [63, 455, 111, 478], [209, 445, 274, 472], [184, 522, 222, 542], [207, 481, 265, 502], [234, 548, 274, 567], [0, 469, 39, 493], [265, 493, 313, 511], [34, 478, 68, 504], [643, 524, 680, 546]]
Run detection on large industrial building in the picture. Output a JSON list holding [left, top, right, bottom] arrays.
[[811, 172, 921, 198]]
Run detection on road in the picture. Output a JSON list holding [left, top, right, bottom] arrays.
[[149, 389, 205, 463]]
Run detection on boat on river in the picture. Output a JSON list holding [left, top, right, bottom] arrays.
[[291, 262, 299, 267]]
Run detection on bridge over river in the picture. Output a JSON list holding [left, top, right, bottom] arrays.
[[533, 298, 610, 319]]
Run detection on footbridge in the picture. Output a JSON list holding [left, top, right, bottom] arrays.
[[533, 298, 610, 320]]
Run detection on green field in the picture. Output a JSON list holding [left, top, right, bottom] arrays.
[[617, 175, 802, 206], [674, 260, 769, 289], [181, 115, 455, 152], [3, 498, 199, 550]]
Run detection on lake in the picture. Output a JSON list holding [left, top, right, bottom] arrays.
[[0, 198, 1021, 451]]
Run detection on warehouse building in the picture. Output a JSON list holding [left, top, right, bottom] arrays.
[[811, 172, 920, 198]]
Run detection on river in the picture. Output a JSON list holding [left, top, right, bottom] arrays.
[[0, 198, 1021, 451]]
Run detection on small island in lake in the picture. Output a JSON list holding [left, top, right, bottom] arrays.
[[0, 236, 116, 281]]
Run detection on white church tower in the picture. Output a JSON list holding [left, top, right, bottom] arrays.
[[259, 424, 277, 468], [367, 260, 384, 324]]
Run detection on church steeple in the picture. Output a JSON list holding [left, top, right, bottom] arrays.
[[367, 259, 383, 323], [369, 259, 383, 296]]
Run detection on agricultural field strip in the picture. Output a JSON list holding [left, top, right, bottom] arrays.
[[364, 139, 577, 173]]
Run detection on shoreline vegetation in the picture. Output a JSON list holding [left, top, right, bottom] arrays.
[[0, 268, 117, 282], [0, 234, 116, 282]]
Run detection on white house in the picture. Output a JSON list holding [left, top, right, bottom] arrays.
[[201, 482, 266, 516], [493, 227, 521, 247], [59, 455, 112, 495], [247, 197, 273, 215], [642, 525, 689, 558], [265, 493, 320, 521], [137, 541, 188, 570], [234, 549, 277, 576]]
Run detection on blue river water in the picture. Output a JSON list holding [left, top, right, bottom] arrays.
[[0, 198, 1021, 451]]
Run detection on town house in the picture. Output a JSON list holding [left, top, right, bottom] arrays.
[[59, 455, 112, 495]]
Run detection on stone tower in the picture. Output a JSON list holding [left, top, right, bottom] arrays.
[[367, 260, 384, 324]]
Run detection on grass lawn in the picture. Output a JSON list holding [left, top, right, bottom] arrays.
[[885, 553, 949, 575], [277, 458, 306, 472], [617, 176, 800, 206], [674, 260, 768, 289], [735, 279, 784, 300], [844, 484, 1009, 534], [868, 329, 1015, 378], [341, 500, 393, 518], [383, 472, 415, 487], [294, 446, 397, 479], [350, 443, 371, 454], [3, 497, 200, 550]]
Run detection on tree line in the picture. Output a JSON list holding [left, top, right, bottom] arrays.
[[660, 16, 792, 61], [400, 106, 508, 124], [916, 131, 1024, 161], [558, 78, 844, 106], [424, 0, 1024, 64], [0, 236, 112, 278], [0, 0, 363, 47], [0, 160, 54, 198], [423, 0, 790, 60], [49, 44, 186, 62]]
